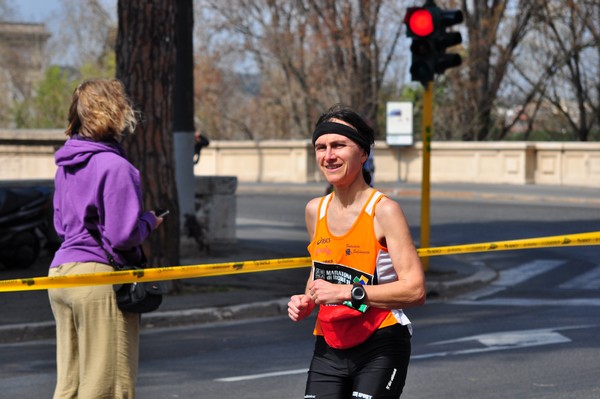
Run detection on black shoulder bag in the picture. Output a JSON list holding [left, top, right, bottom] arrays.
[[89, 230, 166, 313]]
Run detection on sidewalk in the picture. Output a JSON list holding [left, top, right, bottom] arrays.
[[1, 181, 597, 343]]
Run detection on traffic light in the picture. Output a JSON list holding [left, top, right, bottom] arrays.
[[405, 7, 436, 84], [404, 2, 463, 85], [433, 7, 463, 75]]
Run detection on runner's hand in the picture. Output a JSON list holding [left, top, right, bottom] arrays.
[[288, 294, 315, 322]]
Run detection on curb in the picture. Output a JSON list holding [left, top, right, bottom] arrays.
[[142, 298, 290, 329], [0, 321, 56, 344], [0, 298, 291, 344]]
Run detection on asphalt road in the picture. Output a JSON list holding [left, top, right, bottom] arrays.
[[2, 281, 598, 399], [1, 186, 598, 398]]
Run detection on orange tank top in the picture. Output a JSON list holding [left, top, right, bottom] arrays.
[[308, 190, 399, 341]]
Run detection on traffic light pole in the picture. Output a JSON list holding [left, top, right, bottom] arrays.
[[404, 2, 463, 271], [420, 81, 433, 271]]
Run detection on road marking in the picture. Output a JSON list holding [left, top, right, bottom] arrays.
[[216, 325, 596, 381], [412, 325, 593, 360], [493, 259, 565, 286], [560, 265, 600, 290], [215, 368, 308, 382], [458, 259, 565, 300]]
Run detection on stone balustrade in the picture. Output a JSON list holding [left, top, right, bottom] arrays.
[[1, 129, 599, 188]]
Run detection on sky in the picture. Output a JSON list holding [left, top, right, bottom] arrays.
[[11, 0, 62, 23], [8, 0, 117, 66], [10, 0, 115, 23]]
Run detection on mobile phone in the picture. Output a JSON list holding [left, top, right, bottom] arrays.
[[155, 208, 170, 218]]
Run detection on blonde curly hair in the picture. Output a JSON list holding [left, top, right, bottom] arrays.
[[65, 78, 138, 141]]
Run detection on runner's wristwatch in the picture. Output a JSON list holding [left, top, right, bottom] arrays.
[[351, 283, 366, 309]]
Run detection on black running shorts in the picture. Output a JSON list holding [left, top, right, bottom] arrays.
[[305, 324, 412, 399]]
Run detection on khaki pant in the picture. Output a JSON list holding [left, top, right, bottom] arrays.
[[49, 262, 140, 399]]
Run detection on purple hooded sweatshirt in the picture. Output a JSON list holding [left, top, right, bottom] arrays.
[[50, 135, 157, 268]]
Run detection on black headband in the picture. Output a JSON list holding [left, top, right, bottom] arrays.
[[312, 121, 371, 155]]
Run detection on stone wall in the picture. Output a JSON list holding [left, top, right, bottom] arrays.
[[193, 139, 600, 188], [1, 129, 599, 188]]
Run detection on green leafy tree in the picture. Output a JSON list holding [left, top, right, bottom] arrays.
[[13, 66, 77, 128], [79, 50, 117, 80]]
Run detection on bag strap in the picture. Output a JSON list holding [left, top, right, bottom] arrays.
[[87, 228, 120, 270], [87, 226, 148, 270]]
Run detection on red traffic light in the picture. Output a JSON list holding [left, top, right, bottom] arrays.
[[406, 8, 434, 37], [405, 5, 464, 84]]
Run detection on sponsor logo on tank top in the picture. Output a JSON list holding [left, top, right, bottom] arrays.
[[345, 244, 370, 256], [317, 237, 331, 245], [315, 246, 332, 257]]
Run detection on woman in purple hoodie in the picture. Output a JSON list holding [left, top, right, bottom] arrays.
[[48, 78, 164, 399]]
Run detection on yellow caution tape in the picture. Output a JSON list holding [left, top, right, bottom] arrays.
[[417, 231, 600, 257], [0, 231, 599, 292], [0, 257, 312, 292]]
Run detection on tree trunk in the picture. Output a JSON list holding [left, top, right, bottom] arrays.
[[116, 0, 180, 267]]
